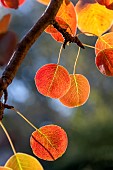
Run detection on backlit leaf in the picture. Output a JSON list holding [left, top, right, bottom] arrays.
[[30, 125, 68, 161], [5, 153, 43, 170], [0, 31, 17, 66], [59, 74, 90, 108], [45, 0, 77, 42], [45, 17, 69, 34], [36, 0, 50, 5], [96, 0, 113, 10], [95, 48, 113, 76], [1, 0, 25, 9], [75, 0, 113, 36], [35, 63, 71, 99], [95, 32, 113, 55], [0, 14, 11, 34], [0, 167, 12, 170]]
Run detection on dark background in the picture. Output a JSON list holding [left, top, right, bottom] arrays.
[[0, 0, 113, 169]]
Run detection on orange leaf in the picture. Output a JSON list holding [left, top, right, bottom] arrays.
[[59, 74, 90, 108], [45, 0, 77, 42], [30, 125, 68, 161], [95, 48, 113, 76], [35, 63, 71, 99], [36, 0, 50, 5], [0, 167, 12, 170], [95, 32, 113, 55], [45, 17, 69, 34], [1, 0, 25, 9], [75, 0, 113, 36], [0, 14, 11, 34]]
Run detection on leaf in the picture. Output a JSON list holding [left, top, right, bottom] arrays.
[[0, 31, 17, 66], [0, 167, 12, 170], [59, 74, 90, 108], [96, 0, 113, 10], [75, 0, 113, 36], [35, 63, 71, 99], [1, 0, 25, 9], [45, 17, 69, 34], [36, 0, 50, 5], [45, 0, 77, 42], [95, 32, 113, 55], [30, 125, 68, 161], [0, 14, 11, 34], [5, 153, 44, 170], [95, 48, 113, 76]]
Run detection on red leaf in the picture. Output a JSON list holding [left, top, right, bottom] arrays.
[[30, 125, 68, 161], [35, 63, 71, 99], [59, 74, 90, 107], [95, 48, 113, 76], [0, 31, 17, 66], [1, 0, 25, 9]]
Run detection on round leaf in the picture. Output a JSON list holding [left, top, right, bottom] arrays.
[[1, 0, 25, 9], [30, 125, 68, 161], [95, 48, 113, 76], [95, 32, 113, 55], [5, 153, 43, 170], [59, 74, 90, 108], [75, 0, 113, 36], [0, 167, 12, 170], [35, 63, 71, 99]]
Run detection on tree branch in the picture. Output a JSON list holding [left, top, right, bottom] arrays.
[[0, 0, 63, 119], [0, 0, 63, 93], [52, 20, 84, 49]]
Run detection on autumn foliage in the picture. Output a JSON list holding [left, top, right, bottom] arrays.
[[1, 0, 113, 169]]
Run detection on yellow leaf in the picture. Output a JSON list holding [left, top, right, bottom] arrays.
[[75, 0, 113, 36], [5, 153, 43, 170]]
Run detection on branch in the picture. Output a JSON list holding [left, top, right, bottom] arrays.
[[52, 20, 84, 49], [0, 0, 63, 94], [0, 0, 63, 119]]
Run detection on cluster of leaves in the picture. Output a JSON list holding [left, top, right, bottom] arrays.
[[1, 0, 113, 169], [35, 63, 90, 107]]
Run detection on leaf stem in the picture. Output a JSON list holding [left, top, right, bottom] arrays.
[[12, 108, 37, 130], [0, 121, 16, 155], [73, 47, 80, 74], [12, 108, 57, 150], [83, 43, 101, 51], [57, 44, 63, 65]]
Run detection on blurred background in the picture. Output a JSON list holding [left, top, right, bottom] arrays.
[[0, 0, 113, 170]]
